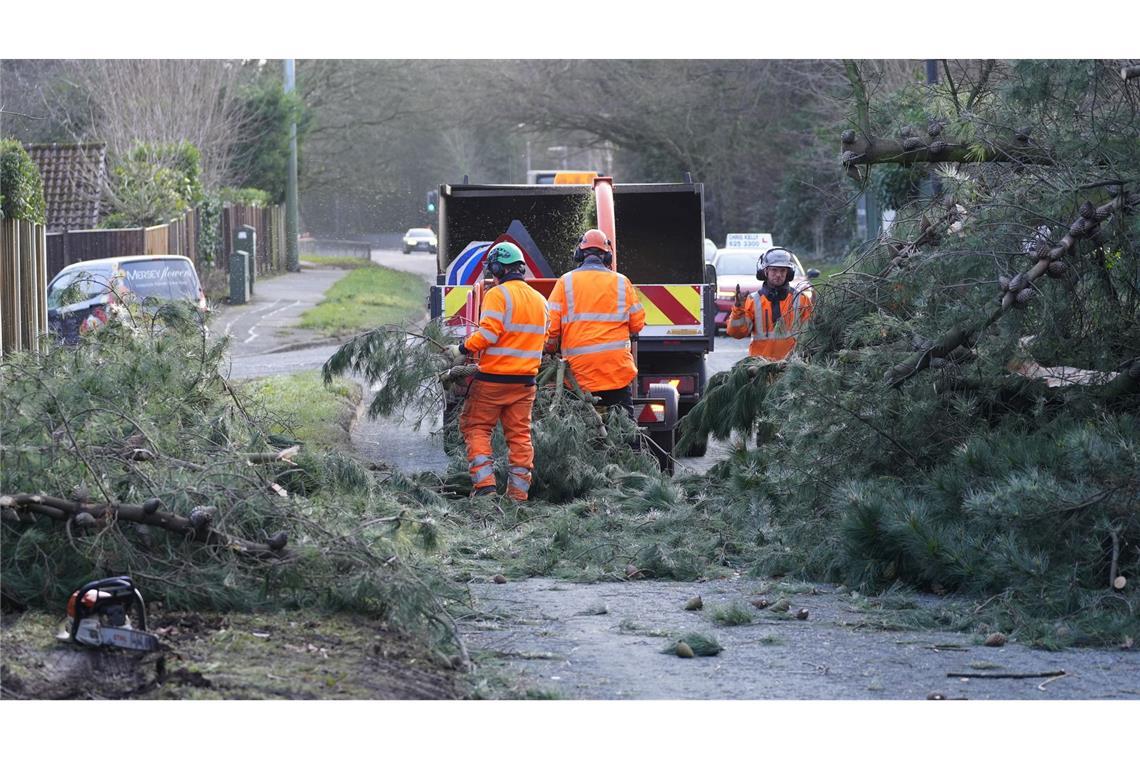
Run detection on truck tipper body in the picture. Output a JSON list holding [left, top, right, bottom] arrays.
[[428, 177, 715, 467]]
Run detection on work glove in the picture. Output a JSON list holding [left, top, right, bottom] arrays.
[[733, 284, 745, 308], [444, 344, 465, 366]]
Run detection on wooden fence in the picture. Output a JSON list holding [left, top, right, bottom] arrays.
[[0, 204, 289, 354], [219, 205, 286, 276], [45, 204, 284, 282], [1, 219, 49, 356]]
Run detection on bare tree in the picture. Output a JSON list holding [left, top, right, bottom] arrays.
[[59, 60, 252, 187]]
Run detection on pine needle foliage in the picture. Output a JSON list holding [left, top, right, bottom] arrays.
[[672, 61, 1140, 646], [322, 320, 453, 427], [708, 602, 754, 626], [1, 313, 466, 656], [661, 632, 723, 656]]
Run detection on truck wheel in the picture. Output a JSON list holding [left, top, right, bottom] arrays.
[[645, 382, 679, 476]]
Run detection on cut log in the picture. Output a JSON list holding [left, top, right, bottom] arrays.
[[1, 492, 287, 558]]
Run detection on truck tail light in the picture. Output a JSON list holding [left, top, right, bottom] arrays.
[[640, 375, 696, 395]]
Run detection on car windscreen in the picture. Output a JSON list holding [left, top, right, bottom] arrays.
[[718, 253, 805, 278], [119, 260, 200, 301], [47, 266, 116, 308], [407, 229, 434, 238], [715, 255, 759, 276]]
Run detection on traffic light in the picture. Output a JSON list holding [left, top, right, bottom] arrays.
[[426, 190, 438, 213]]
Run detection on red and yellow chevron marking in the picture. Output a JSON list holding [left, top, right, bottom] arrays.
[[443, 286, 473, 319], [635, 285, 701, 326]]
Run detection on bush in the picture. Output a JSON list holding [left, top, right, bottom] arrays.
[[0, 140, 46, 223], [101, 141, 202, 228], [218, 186, 272, 207]]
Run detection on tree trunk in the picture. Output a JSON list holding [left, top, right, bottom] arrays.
[[0, 492, 287, 558]]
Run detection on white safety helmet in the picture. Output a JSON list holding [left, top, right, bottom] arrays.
[[757, 248, 795, 280]]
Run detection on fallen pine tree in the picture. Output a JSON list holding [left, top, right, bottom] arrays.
[[669, 60, 1140, 647], [0, 309, 468, 663]]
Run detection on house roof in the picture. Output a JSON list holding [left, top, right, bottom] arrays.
[[25, 143, 108, 232]]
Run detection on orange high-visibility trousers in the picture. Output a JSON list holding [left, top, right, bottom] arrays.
[[458, 379, 537, 501]]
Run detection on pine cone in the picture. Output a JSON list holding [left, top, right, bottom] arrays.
[[899, 125, 915, 138], [841, 150, 858, 165], [998, 275, 1011, 292], [73, 512, 97, 531], [142, 497, 162, 515], [1069, 218, 1090, 238], [928, 140, 947, 156], [841, 129, 856, 145], [927, 121, 943, 137], [1047, 261, 1067, 278], [1015, 288, 1036, 307], [902, 136, 924, 152], [189, 506, 216, 529], [267, 531, 289, 551], [119, 432, 146, 456], [1008, 273, 1027, 292], [1079, 201, 1097, 220]]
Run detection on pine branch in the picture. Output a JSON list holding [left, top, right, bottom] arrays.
[[886, 191, 1138, 388]]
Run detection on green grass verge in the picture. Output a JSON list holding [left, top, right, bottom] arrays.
[[243, 370, 362, 451], [802, 260, 849, 279], [299, 265, 427, 337], [301, 256, 379, 270]]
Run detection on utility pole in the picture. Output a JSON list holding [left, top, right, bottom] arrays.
[[284, 59, 300, 272]]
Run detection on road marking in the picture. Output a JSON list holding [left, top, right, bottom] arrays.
[[243, 300, 302, 344], [225, 299, 284, 335]]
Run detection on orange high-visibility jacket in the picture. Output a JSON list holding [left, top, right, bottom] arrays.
[[726, 285, 813, 360], [464, 278, 549, 378], [545, 261, 646, 391]]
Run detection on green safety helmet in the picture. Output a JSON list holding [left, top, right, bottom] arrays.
[[486, 242, 525, 277]]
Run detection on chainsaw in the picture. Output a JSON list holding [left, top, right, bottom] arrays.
[[64, 576, 159, 652]]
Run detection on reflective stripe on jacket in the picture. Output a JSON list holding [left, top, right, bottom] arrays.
[[545, 261, 646, 392], [725, 286, 812, 360], [464, 279, 549, 377]]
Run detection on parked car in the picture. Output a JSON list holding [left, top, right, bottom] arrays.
[[47, 255, 207, 344], [403, 227, 438, 255], [703, 237, 718, 264], [711, 249, 818, 332]]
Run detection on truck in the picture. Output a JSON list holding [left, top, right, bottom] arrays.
[[526, 169, 599, 185], [428, 176, 715, 471]]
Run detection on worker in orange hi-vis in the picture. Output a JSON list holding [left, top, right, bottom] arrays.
[[726, 248, 813, 360], [544, 229, 646, 417], [444, 242, 549, 502]]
